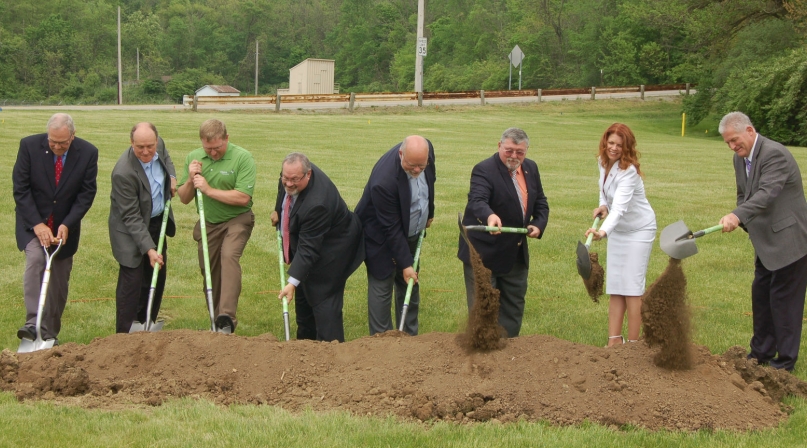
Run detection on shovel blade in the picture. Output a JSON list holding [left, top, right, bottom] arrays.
[[660, 220, 698, 259], [576, 241, 592, 279], [129, 320, 164, 333], [17, 337, 56, 353]]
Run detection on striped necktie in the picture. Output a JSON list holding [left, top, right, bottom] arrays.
[[745, 158, 751, 177]]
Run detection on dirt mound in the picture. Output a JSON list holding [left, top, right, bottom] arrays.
[[642, 258, 693, 370], [2, 330, 805, 430]]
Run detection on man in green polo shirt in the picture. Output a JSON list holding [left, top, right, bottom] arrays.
[[178, 118, 256, 333]]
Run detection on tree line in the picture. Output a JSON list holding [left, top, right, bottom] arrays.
[[0, 0, 805, 144]]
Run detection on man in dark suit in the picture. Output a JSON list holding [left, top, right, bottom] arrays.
[[718, 111, 807, 372], [109, 123, 177, 333], [272, 152, 364, 342], [355, 135, 436, 335], [12, 113, 98, 343], [457, 127, 549, 338]]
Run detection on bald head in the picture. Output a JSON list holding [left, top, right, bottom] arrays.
[[399, 135, 429, 177]]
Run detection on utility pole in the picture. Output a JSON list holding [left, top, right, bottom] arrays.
[[254, 41, 259, 95], [117, 6, 122, 104], [414, 0, 425, 93], [137, 48, 140, 82]]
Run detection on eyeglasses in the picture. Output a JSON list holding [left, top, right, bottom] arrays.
[[402, 157, 428, 170], [503, 149, 526, 157], [203, 143, 226, 153], [48, 135, 74, 147], [281, 173, 308, 184]]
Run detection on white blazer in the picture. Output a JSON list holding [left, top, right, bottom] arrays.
[[598, 160, 656, 236]]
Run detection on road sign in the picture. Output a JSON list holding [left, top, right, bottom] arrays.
[[509, 45, 524, 68], [417, 37, 428, 57]]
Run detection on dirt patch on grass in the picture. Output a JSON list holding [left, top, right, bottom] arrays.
[[1, 329, 805, 431]]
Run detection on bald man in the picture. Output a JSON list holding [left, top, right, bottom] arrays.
[[108, 123, 176, 333], [355, 136, 436, 335]]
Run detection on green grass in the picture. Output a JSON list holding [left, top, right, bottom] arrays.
[[1, 99, 807, 446]]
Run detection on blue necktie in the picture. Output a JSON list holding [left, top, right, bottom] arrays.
[[745, 158, 751, 177]]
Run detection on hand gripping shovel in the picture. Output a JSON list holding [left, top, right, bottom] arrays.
[[18, 239, 63, 353], [130, 199, 171, 333], [660, 220, 723, 259], [276, 228, 291, 341], [398, 229, 425, 332], [196, 189, 219, 333], [576, 216, 602, 280]]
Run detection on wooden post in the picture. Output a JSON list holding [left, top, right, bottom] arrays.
[[640, 85, 645, 100], [686, 83, 690, 95], [192, 94, 198, 112], [537, 89, 542, 103], [591, 87, 596, 100], [349, 92, 355, 112], [275, 93, 281, 112], [418, 91, 423, 107], [480, 90, 486, 106]]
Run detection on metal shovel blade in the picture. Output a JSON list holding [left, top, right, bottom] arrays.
[[660, 220, 698, 259], [129, 320, 165, 333], [576, 241, 592, 279], [17, 337, 55, 354]]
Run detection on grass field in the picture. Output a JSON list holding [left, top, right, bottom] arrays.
[[1, 99, 806, 447]]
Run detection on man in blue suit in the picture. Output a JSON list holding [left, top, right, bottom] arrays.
[[356, 136, 436, 335], [458, 127, 549, 338]]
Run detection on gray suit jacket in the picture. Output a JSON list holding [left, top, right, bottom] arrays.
[[733, 134, 807, 271], [108, 137, 176, 268]]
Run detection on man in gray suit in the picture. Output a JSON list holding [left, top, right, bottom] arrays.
[[718, 111, 807, 372], [109, 123, 176, 333]]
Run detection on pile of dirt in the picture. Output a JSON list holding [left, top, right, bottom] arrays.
[[2, 330, 805, 431], [642, 258, 693, 370], [583, 252, 605, 302]]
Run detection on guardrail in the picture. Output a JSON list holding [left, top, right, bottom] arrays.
[[183, 83, 692, 111]]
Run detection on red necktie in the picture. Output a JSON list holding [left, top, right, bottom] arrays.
[[282, 195, 292, 264], [47, 156, 64, 233]]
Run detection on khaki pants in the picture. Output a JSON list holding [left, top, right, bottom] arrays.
[[193, 210, 254, 328]]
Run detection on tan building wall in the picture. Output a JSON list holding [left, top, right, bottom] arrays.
[[288, 58, 335, 95]]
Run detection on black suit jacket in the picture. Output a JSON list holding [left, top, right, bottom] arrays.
[[355, 140, 436, 279], [13, 133, 98, 258], [457, 154, 549, 275], [108, 137, 177, 268], [275, 163, 365, 305]]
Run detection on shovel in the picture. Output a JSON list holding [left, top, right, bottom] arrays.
[[398, 229, 425, 333], [276, 228, 291, 341], [130, 199, 171, 333], [660, 220, 723, 259], [18, 239, 63, 353], [463, 224, 528, 234], [197, 189, 219, 333], [576, 216, 602, 280]]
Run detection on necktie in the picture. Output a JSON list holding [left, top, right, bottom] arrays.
[[745, 158, 751, 177], [48, 156, 64, 233], [282, 195, 292, 264], [511, 169, 525, 220]]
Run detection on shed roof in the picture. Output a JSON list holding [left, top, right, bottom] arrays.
[[196, 85, 240, 94]]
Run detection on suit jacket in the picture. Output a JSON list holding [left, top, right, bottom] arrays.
[[733, 134, 807, 271], [457, 154, 549, 275], [597, 161, 655, 236], [355, 140, 436, 279], [13, 133, 98, 258], [108, 137, 177, 268], [275, 163, 365, 305]]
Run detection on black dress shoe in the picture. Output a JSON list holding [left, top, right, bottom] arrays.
[[215, 315, 235, 334], [17, 326, 36, 341]]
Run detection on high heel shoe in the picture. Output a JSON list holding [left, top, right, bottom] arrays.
[[605, 335, 624, 347]]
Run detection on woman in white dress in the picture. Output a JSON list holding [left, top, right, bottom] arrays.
[[585, 123, 656, 347]]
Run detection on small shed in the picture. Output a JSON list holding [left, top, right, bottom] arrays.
[[195, 85, 240, 97], [285, 58, 336, 95]]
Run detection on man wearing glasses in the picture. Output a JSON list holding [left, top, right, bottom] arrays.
[[355, 135, 436, 335], [13, 113, 98, 344], [177, 119, 256, 333], [271, 153, 364, 342], [457, 127, 549, 338]]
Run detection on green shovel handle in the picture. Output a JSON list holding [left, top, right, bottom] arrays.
[[464, 225, 528, 234], [691, 224, 723, 239], [584, 216, 603, 247]]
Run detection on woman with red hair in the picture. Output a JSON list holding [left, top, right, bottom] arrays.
[[585, 123, 656, 347]]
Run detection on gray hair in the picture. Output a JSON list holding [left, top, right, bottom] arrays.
[[283, 152, 311, 174], [718, 111, 755, 134], [501, 127, 529, 148], [46, 113, 75, 134]]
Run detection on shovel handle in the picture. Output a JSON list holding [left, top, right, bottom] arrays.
[[584, 216, 602, 247], [691, 224, 723, 239], [464, 225, 528, 234]]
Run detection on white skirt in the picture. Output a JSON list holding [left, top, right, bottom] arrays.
[[605, 226, 655, 296]]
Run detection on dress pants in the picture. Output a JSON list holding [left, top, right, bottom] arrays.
[[367, 234, 421, 335], [463, 258, 528, 338], [749, 253, 807, 371], [295, 285, 346, 343], [193, 210, 254, 329], [115, 214, 168, 333], [23, 237, 73, 340]]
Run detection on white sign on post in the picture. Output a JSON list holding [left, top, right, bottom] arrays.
[[509, 45, 524, 67], [417, 37, 428, 57]]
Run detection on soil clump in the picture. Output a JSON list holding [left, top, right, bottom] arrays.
[[583, 252, 604, 302], [642, 258, 693, 370]]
